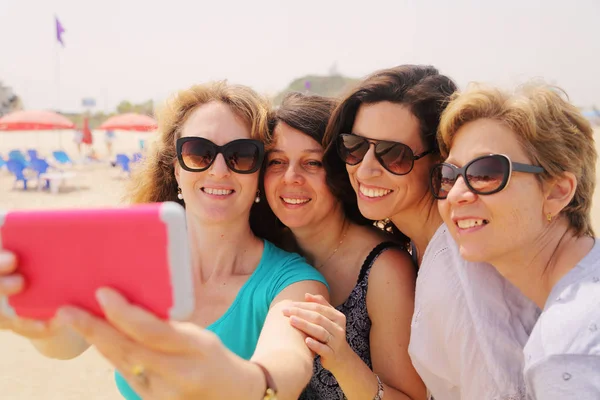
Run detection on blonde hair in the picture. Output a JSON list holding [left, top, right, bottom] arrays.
[[128, 81, 271, 205], [438, 82, 597, 237]]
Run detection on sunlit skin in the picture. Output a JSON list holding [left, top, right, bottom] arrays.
[[175, 102, 260, 230], [265, 118, 427, 400], [346, 101, 441, 262], [264, 122, 341, 231], [437, 118, 547, 265]]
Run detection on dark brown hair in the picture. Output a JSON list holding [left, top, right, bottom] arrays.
[[323, 65, 459, 240], [268, 92, 371, 227]]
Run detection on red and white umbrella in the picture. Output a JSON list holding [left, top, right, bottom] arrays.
[[0, 110, 75, 131], [98, 113, 157, 132]]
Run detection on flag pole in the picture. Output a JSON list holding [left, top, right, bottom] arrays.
[[55, 37, 62, 149], [54, 15, 65, 149]]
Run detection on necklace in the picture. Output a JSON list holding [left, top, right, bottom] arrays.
[[316, 222, 349, 270]]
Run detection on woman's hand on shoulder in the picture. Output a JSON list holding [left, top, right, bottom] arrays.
[[282, 293, 354, 375], [0, 250, 89, 359]]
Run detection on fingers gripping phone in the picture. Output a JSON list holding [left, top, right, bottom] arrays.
[[0, 202, 194, 321]]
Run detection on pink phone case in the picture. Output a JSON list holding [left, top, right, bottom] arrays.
[[0, 202, 194, 321]]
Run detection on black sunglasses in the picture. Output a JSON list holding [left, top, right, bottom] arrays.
[[430, 154, 545, 200], [176, 137, 265, 174], [337, 133, 432, 175]]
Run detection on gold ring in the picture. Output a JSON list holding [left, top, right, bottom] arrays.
[[326, 334, 333, 344], [131, 364, 148, 385]]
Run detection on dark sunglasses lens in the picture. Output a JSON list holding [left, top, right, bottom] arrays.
[[223, 141, 261, 172], [376, 142, 413, 174], [180, 140, 215, 170], [466, 156, 509, 194], [431, 164, 457, 199], [338, 135, 369, 165]]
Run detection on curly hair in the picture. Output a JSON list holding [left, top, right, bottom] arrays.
[[126, 80, 276, 239]]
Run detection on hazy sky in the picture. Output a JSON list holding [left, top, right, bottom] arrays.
[[1, 0, 599, 113]]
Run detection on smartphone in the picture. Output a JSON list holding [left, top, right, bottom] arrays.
[[0, 202, 194, 321]]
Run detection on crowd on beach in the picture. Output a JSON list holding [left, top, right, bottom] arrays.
[[0, 64, 598, 400]]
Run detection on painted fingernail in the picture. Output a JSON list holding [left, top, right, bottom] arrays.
[[0, 275, 22, 289], [0, 252, 15, 268], [31, 321, 47, 331], [290, 316, 299, 324], [56, 309, 74, 324], [95, 289, 109, 307]]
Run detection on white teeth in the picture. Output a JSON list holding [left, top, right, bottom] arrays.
[[203, 188, 233, 196], [359, 185, 392, 198], [282, 197, 310, 205], [457, 219, 486, 229]]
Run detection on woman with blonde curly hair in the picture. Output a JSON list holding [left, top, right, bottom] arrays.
[[433, 83, 599, 399], [0, 81, 328, 400]]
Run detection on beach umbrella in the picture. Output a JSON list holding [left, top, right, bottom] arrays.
[[0, 110, 75, 131], [98, 113, 157, 132]]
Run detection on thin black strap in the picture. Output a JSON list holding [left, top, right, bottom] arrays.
[[410, 241, 419, 266], [357, 241, 401, 284]]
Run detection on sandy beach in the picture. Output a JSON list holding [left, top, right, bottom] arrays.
[[0, 131, 141, 400], [1, 129, 599, 399]]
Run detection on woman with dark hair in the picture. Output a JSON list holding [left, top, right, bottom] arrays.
[[264, 92, 426, 399], [294, 65, 540, 400]]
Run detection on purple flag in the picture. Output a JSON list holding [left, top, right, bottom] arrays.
[[55, 16, 65, 46], [304, 81, 311, 90]]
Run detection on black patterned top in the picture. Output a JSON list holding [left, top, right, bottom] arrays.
[[299, 242, 401, 400]]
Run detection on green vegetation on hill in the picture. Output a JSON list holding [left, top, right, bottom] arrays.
[[272, 74, 359, 104], [63, 99, 155, 129], [4, 74, 361, 128]]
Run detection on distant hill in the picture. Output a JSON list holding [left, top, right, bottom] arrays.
[[272, 74, 359, 105]]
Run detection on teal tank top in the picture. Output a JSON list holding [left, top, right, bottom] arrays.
[[115, 240, 327, 399]]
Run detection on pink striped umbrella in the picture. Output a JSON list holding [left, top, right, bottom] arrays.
[[0, 110, 75, 131], [98, 113, 157, 132]]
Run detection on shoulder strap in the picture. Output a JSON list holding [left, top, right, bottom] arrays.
[[357, 241, 401, 284], [410, 241, 419, 266]]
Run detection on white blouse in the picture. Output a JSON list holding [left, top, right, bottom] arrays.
[[408, 224, 540, 400]]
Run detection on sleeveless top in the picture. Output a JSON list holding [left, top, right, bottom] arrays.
[[300, 241, 401, 399]]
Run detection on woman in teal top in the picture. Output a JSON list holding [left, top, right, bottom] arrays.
[[0, 82, 328, 400], [115, 240, 326, 399]]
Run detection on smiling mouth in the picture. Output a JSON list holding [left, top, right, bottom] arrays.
[[281, 197, 311, 205], [202, 187, 235, 196], [359, 185, 393, 198], [456, 219, 489, 229]]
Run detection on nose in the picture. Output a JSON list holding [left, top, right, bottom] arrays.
[[283, 163, 305, 185], [208, 154, 231, 179], [446, 176, 477, 205], [355, 145, 383, 181]]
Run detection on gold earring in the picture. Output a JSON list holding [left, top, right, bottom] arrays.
[[546, 213, 553, 222]]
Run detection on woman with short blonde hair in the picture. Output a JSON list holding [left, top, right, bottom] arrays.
[[433, 82, 599, 399]]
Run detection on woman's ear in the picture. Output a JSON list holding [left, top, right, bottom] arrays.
[[543, 172, 577, 217], [174, 161, 181, 186]]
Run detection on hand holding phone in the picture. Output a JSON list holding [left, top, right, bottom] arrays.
[[0, 250, 64, 339]]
